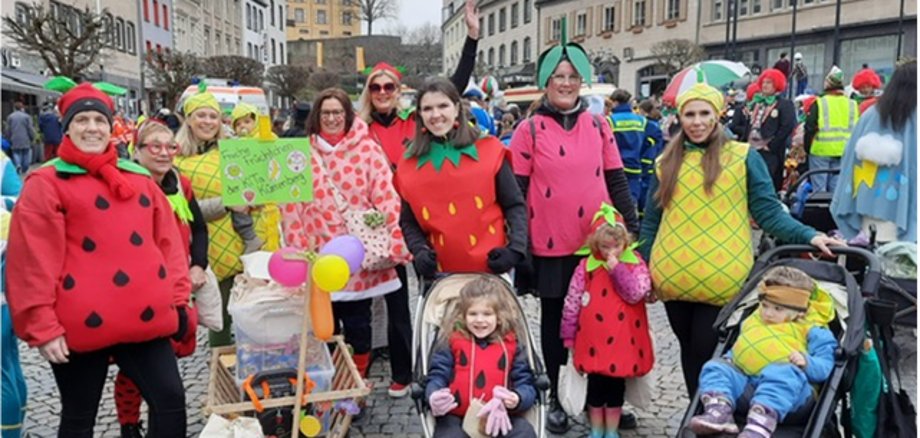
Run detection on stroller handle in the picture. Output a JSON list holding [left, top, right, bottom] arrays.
[[753, 244, 881, 295], [783, 167, 841, 204]]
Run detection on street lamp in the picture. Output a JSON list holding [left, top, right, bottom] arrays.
[[789, 0, 798, 99]]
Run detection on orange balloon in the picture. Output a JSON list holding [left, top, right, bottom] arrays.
[[310, 283, 335, 341]]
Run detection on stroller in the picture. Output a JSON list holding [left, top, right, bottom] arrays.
[[783, 168, 841, 234], [679, 245, 882, 437], [409, 273, 550, 438]]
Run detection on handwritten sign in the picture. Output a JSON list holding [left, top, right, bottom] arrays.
[[219, 137, 314, 206]]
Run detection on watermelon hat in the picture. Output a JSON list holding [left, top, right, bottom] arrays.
[[575, 203, 640, 271], [536, 16, 592, 90]]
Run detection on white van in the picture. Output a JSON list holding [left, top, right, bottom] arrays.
[[177, 84, 270, 116]]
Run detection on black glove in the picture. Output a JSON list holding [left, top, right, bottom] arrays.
[[172, 306, 189, 341], [413, 247, 438, 279], [487, 247, 523, 274]]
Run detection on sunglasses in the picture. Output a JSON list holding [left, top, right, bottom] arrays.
[[139, 142, 180, 155], [369, 83, 398, 94]]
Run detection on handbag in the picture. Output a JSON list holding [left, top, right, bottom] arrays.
[[558, 356, 588, 416], [194, 266, 224, 332], [461, 338, 509, 438], [315, 151, 396, 272]]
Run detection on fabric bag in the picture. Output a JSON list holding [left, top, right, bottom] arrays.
[[315, 152, 396, 271], [462, 398, 490, 438], [624, 373, 654, 409], [199, 414, 264, 438], [194, 266, 224, 332], [227, 274, 305, 345], [558, 356, 588, 416]]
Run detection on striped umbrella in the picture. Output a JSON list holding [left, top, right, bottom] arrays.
[[662, 61, 751, 106]]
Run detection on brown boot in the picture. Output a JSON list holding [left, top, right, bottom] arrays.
[[352, 352, 371, 377]]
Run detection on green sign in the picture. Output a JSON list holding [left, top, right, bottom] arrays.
[[219, 137, 314, 206]]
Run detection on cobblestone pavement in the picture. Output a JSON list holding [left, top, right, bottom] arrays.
[[19, 273, 917, 437]]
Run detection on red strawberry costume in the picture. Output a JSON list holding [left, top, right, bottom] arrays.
[[369, 108, 416, 167], [447, 331, 517, 416]]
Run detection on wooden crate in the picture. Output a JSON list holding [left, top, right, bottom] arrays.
[[205, 335, 370, 437]]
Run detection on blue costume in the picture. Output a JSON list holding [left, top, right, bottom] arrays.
[[609, 103, 662, 212], [1, 153, 25, 438]]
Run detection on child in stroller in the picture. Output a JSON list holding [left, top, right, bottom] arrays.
[[689, 266, 837, 437], [425, 275, 539, 437]]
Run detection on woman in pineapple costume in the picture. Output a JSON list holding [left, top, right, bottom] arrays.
[[638, 82, 844, 398], [396, 78, 528, 278]]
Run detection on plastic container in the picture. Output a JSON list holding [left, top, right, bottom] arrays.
[[235, 326, 336, 394]]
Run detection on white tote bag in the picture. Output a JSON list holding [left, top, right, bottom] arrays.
[[193, 267, 224, 332], [558, 357, 588, 416]]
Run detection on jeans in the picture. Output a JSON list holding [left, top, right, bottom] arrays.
[[10, 149, 31, 175], [2, 304, 26, 438], [698, 359, 812, 420], [807, 155, 841, 192], [796, 78, 808, 97]]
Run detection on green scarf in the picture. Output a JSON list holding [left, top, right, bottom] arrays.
[[752, 93, 778, 106]]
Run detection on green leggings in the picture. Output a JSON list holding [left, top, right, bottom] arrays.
[[208, 277, 236, 347]]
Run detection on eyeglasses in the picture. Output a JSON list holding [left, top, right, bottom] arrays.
[[550, 74, 582, 85], [139, 142, 180, 155], [369, 83, 397, 94], [320, 110, 346, 119]]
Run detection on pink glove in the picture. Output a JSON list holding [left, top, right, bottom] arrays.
[[492, 386, 520, 410], [477, 397, 512, 437], [562, 338, 574, 349], [428, 388, 458, 417]]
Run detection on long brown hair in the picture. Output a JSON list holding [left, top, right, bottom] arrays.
[[306, 88, 356, 136], [441, 275, 521, 343], [408, 78, 480, 157], [654, 125, 729, 209]]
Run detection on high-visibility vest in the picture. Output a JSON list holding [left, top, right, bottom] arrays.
[[811, 95, 858, 157]]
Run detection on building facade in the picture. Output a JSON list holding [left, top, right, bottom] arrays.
[[174, 0, 243, 56], [242, 0, 286, 66], [285, 0, 360, 42]]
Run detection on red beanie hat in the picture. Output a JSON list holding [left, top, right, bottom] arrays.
[[370, 62, 402, 81], [746, 82, 761, 102], [57, 83, 115, 132], [757, 68, 787, 94], [852, 68, 882, 90]]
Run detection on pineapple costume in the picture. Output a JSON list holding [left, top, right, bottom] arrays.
[[650, 141, 753, 306]]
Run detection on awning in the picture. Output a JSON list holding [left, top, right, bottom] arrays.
[[1, 70, 61, 98]]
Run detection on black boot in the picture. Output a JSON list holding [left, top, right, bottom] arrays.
[[120, 423, 145, 438], [546, 394, 570, 434], [620, 410, 638, 430]]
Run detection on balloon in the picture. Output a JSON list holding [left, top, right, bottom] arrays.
[[299, 414, 322, 437], [268, 247, 308, 287], [311, 254, 351, 292], [319, 235, 365, 273], [310, 283, 334, 341]]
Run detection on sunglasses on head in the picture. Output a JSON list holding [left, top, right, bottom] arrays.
[[369, 83, 397, 94]]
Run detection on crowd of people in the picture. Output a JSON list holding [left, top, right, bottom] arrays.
[[0, 1, 916, 435]]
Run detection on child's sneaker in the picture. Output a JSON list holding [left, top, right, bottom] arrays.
[[738, 404, 778, 438], [689, 393, 739, 435], [387, 382, 410, 398]]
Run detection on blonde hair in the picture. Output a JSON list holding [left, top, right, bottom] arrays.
[[175, 109, 227, 156], [441, 275, 521, 343], [760, 266, 814, 291], [585, 223, 631, 256], [134, 120, 173, 148], [357, 69, 405, 123]]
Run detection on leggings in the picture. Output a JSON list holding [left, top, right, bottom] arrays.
[[586, 374, 625, 408], [540, 296, 568, 390], [50, 338, 186, 438], [386, 265, 414, 385], [333, 298, 373, 354], [664, 300, 722, 398]]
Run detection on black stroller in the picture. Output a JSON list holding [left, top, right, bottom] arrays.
[[679, 245, 881, 437], [783, 168, 842, 234]]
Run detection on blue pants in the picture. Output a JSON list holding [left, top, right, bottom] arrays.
[[9, 150, 30, 176], [1, 304, 27, 438], [626, 173, 644, 212], [698, 359, 812, 420], [807, 155, 841, 193], [796, 79, 808, 97]]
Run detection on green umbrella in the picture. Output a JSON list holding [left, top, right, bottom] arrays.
[[93, 81, 128, 96], [44, 76, 77, 92]]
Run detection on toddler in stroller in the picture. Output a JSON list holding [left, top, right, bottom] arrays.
[[422, 275, 539, 437], [689, 266, 837, 437]]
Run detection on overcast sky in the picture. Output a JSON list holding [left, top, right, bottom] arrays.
[[373, 0, 442, 34]]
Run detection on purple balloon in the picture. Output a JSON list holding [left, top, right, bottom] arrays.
[[320, 235, 365, 273]]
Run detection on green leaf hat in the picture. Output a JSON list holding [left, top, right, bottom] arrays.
[[536, 16, 593, 89]]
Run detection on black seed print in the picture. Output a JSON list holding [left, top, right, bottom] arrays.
[[607, 336, 614, 345], [85, 312, 103, 328], [618, 312, 625, 321], [82, 237, 96, 252], [113, 270, 130, 286], [639, 349, 644, 359], [635, 319, 641, 328], [559, 145, 566, 156], [592, 119, 598, 128], [130, 232, 143, 246], [633, 364, 639, 373], [139, 194, 151, 207], [475, 371, 487, 389], [453, 390, 462, 404], [589, 347, 596, 357], [62, 274, 76, 290], [595, 166, 601, 177], [631, 337, 636, 345], [595, 313, 604, 322], [609, 364, 617, 373], [540, 121, 546, 130], [547, 238, 555, 249], [578, 206, 585, 218], [610, 137, 616, 145], [55, 172, 71, 180], [158, 265, 167, 279], [459, 350, 468, 366], [545, 187, 552, 198], [95, 195, 110, 210], [140, 306, 155, 322], [498, 353, 507, 370], [529, 207, 535, 219], [578, 364, 586, 373], [602, 288, 608, 297], [520, 151, 532, 160]]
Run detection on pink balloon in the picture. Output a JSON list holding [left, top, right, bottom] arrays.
[[268, 247, 309, 287]]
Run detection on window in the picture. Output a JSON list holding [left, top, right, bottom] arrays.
[[772, 0, 786, 9], [575, 12, 586, 36], [204, 27, 210, 54], [488, 47, 494, 66], [510, 40, 518, 65], [115, 18, 125, 50], [143, 0, 149, 22], [499, 8, 506, 32], [247, 42, 253, 58], [246, 5, 252, 29], [258, 10, 264, 31], [523, 37, 531, 62], [667, 0, 680, 20], [739, 0, 748, 15], [551, 17, 561, 41], [153, 0, 160, 26], [103, 13, 114, 45], [479, 17, 484, 34], [271, 37, 276, 63], [126, 22, 136, 54], [499, 44, 505, 66], [488, 13, 494, 35], [712, 0, 723, 20], [752, 0, 762, 13], [511, 3, 519, 28], [279, 42, 284, 63], [633, 0, 646, 26], [317, 10, 327, 24], [603, 6, 615, 31], [295, 8, 304, 22], [162, 5, 169, 29], [279, 5, 284, 28], [270, 0, 275, 26], [524, 0, 532, 23], [342, 11, 352, 25], [316, 0, 326, 3]]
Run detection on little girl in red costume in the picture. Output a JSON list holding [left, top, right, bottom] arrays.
[[425, 275, 537, 438], [560, 203, 655, 438]]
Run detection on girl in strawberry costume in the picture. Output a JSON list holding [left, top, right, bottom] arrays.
[[426, 275, 537, 437], [560, 204, 654, 438], [6, 83, 190, 436]]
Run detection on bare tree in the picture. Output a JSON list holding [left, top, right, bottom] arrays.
[[146, 51, 202, 110], [266, 64, 312, 101], [202, 56, 265, 86], [650, 39, 705, 76], [308, 69, 340, 91], [2, 4, 107, 78], [403, 23, 442, 76], [355, 0, 398, 36]]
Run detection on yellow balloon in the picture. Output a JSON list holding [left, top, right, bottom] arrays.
[[299, 415, 322, 437], [312, 254, 351, 291]]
